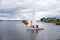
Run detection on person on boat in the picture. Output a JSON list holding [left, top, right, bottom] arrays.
[[32, 25, 35, 28], [36, 25, 39, 28]]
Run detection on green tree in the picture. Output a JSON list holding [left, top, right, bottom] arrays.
[[41, 18, 45, 21]]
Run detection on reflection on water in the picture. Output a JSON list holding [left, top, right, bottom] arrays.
[[27, 29, 39, 40]]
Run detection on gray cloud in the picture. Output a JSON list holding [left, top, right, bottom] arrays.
[[0, 0, 60, 20]]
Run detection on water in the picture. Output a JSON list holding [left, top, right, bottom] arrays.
[[0, 21, 60, 40]]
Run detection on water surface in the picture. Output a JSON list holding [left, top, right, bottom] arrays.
[[0, 21, 60, 40]]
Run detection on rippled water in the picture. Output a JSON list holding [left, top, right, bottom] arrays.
[[0, 21, 60, 40]]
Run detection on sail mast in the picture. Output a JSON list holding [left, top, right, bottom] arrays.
[[31, 0, 36, 27]]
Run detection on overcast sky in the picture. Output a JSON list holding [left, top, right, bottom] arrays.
[[0, 0, 60, 20]]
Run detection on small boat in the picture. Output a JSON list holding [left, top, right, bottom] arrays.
[[26, 25, 44, 30], [27, 27, 44, 30], [23, 0, 44, 30]]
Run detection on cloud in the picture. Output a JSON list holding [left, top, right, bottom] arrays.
[[0, 0, 60, 20]]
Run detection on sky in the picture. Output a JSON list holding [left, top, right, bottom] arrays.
[[0, 0, 60, 20]]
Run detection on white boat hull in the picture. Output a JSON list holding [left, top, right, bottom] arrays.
[[27, 27, 44, 30]]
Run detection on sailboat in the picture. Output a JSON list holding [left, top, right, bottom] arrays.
[[22, 0, 44, 30], [27, 7, 44, 30]]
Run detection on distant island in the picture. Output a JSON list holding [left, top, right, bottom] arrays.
[[40, 17, 60, 25], [0, 20, 23, 22]]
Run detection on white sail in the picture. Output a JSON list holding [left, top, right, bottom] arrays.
[[32, 12, 36, 27], [31, 0, 37, 27]]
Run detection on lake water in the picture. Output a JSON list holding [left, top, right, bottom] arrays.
[[0, 21, 60, 40]]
